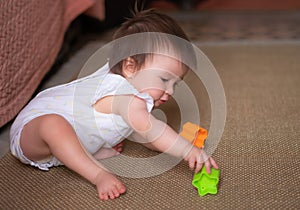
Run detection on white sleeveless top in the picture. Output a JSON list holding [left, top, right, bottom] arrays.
[[10, 63, 154, 155]]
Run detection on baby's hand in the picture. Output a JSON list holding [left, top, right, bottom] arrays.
[[184, 147, 219, 173]]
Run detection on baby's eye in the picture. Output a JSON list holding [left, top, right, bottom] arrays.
[[161, 77, 169, 82]]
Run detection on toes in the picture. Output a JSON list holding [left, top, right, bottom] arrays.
[[99, 185, 126, 201], [113, 143, 124, 153], [116, 183, 126, 194], [99, 193, 109, 201], [108, 191, 116, 199], [111, 187, 120, 198]]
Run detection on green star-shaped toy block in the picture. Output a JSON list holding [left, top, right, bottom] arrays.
[[192, 167, 220, 196]]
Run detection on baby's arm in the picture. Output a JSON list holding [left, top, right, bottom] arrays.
[[130, 125, 218, 173], [113, 95, 218, 173]]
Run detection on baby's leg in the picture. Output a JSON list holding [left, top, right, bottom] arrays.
[[20, 114, 126, 200]]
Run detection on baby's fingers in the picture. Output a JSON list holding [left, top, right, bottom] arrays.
[[204, 157, 219, 174], [195, 162, 203, 173], [204, 160, 211, 174], [188, 156, 196, 170], [210, 157, 219, 169]]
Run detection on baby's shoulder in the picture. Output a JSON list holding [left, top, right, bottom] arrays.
[[102, 73, 136, 93], [103, 73, 127, 84]]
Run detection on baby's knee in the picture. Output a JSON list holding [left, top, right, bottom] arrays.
[[39, 114, 71, 136]]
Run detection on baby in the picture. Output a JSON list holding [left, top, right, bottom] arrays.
[[10, 9, 218, 200]]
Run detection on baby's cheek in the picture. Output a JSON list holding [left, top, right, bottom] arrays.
[[154, 101, 160, 107]]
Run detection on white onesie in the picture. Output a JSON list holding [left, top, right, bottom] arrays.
[[10, 63, 154, 170]]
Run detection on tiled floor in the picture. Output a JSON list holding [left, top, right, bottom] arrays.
[[1, 10, 300, 159]]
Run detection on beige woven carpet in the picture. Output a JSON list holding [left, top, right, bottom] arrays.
[[1, 43, 299, 209]]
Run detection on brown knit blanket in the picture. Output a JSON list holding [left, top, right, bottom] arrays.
[[0, 0, 104, 127]]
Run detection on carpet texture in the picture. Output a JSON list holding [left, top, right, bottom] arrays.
[[0, 43, 299, 209]]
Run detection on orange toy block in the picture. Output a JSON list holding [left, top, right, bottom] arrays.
[[179, 122, 208, 148]]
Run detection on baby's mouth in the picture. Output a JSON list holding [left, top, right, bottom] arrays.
[[159, 99, 167, 104]]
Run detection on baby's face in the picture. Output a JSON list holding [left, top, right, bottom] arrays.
[[130, 54, 187, 107]]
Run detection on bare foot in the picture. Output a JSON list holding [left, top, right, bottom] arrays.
[[93, 148, 120, 160], [95, 170, 126, 200], [113, 142, 123, 153], [93, 142, 124, 160]]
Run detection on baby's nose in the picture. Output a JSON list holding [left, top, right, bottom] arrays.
[[165, 85, 174, 95]]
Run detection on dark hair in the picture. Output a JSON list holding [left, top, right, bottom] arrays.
[[112, 9, 189, 41], [109, 9, 195, 75]]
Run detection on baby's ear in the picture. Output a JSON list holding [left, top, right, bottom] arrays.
[[122, 57, 137, 78]]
